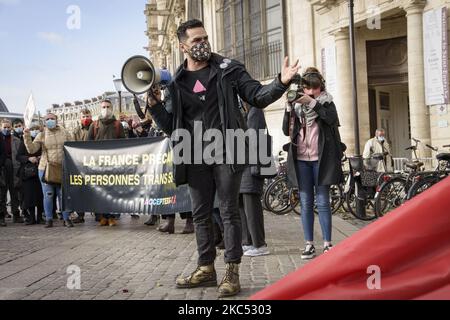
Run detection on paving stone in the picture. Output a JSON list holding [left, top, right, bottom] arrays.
[[0, 211, 362, 300]]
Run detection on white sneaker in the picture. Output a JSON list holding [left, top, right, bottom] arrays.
[[244, 246, 270, 257], [242, 245, 255, 252]]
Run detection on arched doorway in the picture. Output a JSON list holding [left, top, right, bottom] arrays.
[[366, 36, 411, 158]]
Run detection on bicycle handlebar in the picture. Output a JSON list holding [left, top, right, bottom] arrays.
[[426, 144, 439, 152]]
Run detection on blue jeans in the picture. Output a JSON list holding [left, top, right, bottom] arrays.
[[295, 161, 332, 242], [38, 170, 70, 222]]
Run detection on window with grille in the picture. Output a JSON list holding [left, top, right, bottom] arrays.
[[216, 0, 283, 81], [188, 0, 204, 20]]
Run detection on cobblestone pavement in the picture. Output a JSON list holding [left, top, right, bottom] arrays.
[[0, 211, 365, 300]]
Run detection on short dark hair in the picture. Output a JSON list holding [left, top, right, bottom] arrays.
[[80, 108, 91, 115], [101, 99, 113, 106], [12, 118, 23, 126], [177, 19, 204, 42]]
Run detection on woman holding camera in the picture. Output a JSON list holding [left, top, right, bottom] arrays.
[[283, 67, 344, 259], [24, 113, 73, 228]]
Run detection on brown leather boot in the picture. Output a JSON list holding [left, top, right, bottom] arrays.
[[176, 265, 217, 288], [99, 217, 109, 227], [157, 216, 175, 234], [218, 263, 241, 297], [108, 218, 117, 227], [181, 217, 194, 234]]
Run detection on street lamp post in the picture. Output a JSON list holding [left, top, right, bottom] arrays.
[[349, 0, 360, 156], [348, 0, 366, 218], [113, 77, 123, 114]]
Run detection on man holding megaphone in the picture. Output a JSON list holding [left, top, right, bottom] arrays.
[[123, 19, 300, 298]]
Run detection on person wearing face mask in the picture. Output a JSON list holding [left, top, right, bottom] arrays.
[[146, 19, 299, 298], [0, 119, 24, 225], [12, 119, 26, 220], [70, 108, 93, 224], [363, 128, 393, 172], [87, 99, 125, 227], [0, 131, 5, 226], [73, 108, 92, 142], [17, 123, 44, 225], [23, 113, 74, 228], [283, 67, 344, 261]]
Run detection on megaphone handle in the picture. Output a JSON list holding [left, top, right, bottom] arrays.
[[133, 96, 146, 120]]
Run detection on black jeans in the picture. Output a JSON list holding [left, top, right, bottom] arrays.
[[239, 193, 266, 248], [187, 164, 243, 266], [0, 159, 20, 219]]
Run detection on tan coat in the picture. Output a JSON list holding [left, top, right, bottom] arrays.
[[72, 125, 90, 142], [363, 137, 393, 172], [24, 126, 73, 171]]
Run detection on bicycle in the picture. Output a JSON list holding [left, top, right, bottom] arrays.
[[344, 154, 388, 221], [406, 144, 450, 200], [374, 139, 429, 217], [263, 156, 291, 215]]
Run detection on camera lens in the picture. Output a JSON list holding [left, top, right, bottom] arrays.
[[287, 90, 298, 102]]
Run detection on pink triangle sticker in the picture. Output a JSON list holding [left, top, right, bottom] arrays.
[[193, 80, 207, 93]]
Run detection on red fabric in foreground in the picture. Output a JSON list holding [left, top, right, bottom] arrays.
[[251, 177, 450, 300]]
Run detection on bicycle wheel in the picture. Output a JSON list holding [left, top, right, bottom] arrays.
[[374, 177, 407, 217], [345, 187, 377, 221], [329, 184, 343, 215], [264, 177, 291, 215], [261, 178, 274, 211], [407, 175, 441, 200], [340, 173, 351, 213], [262, 178, 276, 210], [289, 188, 300, 215]]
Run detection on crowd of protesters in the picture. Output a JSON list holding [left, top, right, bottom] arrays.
[[0, 96, 200, 233]]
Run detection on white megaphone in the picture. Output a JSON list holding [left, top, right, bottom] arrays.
[[121, 55, 172, 94]]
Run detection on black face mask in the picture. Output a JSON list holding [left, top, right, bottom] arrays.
[[187, 41, 212, 62]]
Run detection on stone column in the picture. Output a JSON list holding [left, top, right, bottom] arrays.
[[332, 28, 356, 155], [404, 0, 431, 157]]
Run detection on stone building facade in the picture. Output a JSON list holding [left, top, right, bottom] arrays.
[[47, 92, 142, 131], [145, 0, 450, 161]]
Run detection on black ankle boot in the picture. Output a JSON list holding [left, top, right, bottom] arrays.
[[144, 215, 158, 226], [45, 220, 53, 228], [182, 217, 194, 234], [64, 220, 74, 228], [157, 217, 175, 234], [25, 215, 36, 225]]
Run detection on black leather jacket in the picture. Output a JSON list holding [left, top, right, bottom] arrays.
[[149, 53, 288, 186]]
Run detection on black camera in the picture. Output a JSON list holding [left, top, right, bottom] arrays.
[[287, 74, 303, 103], [287, 90, 305, 103], [286, 74, 314, 103]]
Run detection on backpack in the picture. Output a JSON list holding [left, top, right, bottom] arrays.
[[93, 120, 121, 139]]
